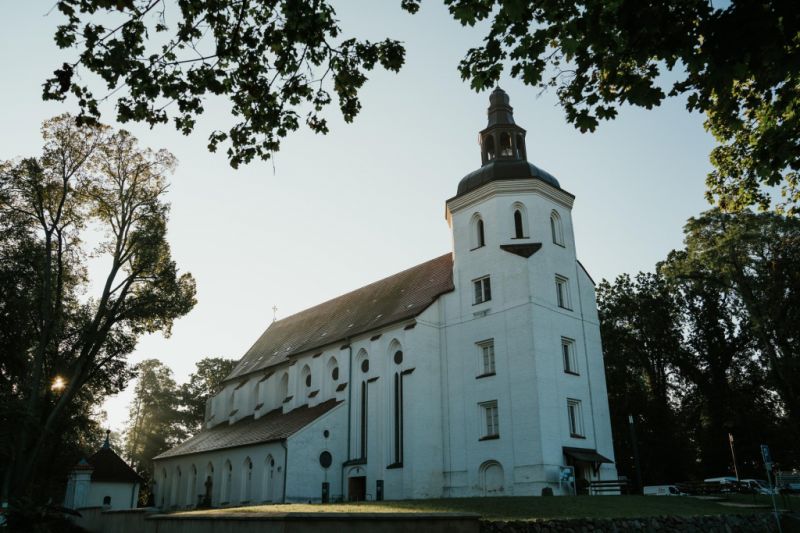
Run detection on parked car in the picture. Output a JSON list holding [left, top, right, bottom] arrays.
[[740, 478, 778, 495], [643, 485, 685, 496]]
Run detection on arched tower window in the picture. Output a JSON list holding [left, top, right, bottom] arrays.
[[188, 464, 197, 506], [550, 210, 564, 246], [514, 210, 524, 238], [499, 132, 513, 157], [483, 134, 496, 162], [471, 214, 485, 249], [388, 339, 405, 466], [516, 133, 526, 160], [301, 364, 311, 389], [512, 203, 528, 239]]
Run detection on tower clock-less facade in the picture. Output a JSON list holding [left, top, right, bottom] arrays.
[[153, 89, 617, 507]]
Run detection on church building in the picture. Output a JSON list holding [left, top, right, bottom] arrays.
[[153, 89, 617, 508]]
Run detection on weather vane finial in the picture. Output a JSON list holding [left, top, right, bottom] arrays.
[[272, 305, 278, 322]]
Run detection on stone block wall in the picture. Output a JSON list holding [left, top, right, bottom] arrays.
[[480, 513, 780, 533]]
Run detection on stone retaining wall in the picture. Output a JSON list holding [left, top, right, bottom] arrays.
[[480, 513, 780, 533]]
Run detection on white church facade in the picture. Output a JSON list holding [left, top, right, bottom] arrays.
[[153, 89, 617, 508]]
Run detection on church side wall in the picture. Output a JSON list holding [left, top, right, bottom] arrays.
[[153, 441, 286, 510]]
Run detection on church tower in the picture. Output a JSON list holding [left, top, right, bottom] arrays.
[[440, 88, 616, 496]]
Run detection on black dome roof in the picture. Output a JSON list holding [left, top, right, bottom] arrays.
[[457, 159, 561, 197]]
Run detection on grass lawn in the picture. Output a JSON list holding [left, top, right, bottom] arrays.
[[175, 495, 796, 521]]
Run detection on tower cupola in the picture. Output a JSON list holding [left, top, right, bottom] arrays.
[[480, 87, 527, 165], [455, 88, 561, 199]]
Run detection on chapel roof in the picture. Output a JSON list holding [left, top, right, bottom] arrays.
[[225, 253, 455, 382], [87, 446, 143, 484], [153, 399, 343, 460]]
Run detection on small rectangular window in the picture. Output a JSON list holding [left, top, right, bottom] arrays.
[[555, 275, 571, 309], [477, 339, 495, 375], [567, 398, 584, 437], [562, 338, 578, 374], [473, 276, 492, 304], [480, 400, 499, 438]]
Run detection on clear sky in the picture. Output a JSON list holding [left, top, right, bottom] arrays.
[[1, 2, 713, 434]]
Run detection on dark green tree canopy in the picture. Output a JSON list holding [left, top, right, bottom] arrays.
[[45, 0, 406, 168], [46, 0, 799, 213]]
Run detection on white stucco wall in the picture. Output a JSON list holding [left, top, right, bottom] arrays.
[[86, 481, 140, 510], [155, 175, 617, 508]]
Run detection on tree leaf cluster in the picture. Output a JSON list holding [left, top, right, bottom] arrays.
[[45, 0, 406, 168], [598, 208, 800, 484]]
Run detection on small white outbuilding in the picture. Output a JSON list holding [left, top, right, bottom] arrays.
[[64, 431, 142, 510]]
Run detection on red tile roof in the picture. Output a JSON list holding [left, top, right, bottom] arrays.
[[153, 399, 343, 460], [225, 253, 454, 382]]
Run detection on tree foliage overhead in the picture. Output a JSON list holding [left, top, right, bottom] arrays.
[[45, 0, 406, 168], [422, 0, 800, 215], [46, 1, 799, 214], [0, 115, 196, 503]]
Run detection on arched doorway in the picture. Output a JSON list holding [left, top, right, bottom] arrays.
[[480, 461, 504, 495]]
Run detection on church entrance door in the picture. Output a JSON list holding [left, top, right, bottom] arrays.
[[348, 476, 366, 501]]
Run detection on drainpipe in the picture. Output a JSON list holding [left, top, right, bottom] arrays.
[[281, 440, 288, 503], [341, 339, 353, 500]]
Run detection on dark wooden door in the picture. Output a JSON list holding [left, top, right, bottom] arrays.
[[348, 476, 366, 501]]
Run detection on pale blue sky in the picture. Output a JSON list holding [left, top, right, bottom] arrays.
[[1, 2, 712, 432]]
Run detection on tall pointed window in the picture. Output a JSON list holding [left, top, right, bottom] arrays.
[[550, 210, 564, 246], [360, 380, 368, 459], [477, 219, 485, 247], [514, 210, 524, 238]]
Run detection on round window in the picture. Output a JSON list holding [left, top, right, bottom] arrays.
[[323, 429, 330, 438], [332, 367, 339, 381], [361, 359, 369, 373], [319, 451, 333, 469], [305, 374, 311, 387], [394, 350, 403, 365]]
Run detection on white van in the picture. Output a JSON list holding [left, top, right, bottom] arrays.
[[643, 485, 683, 496]]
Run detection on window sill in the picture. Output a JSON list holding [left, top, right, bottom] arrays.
[[473, 300, 492, 306], [479, 434, 500, 441], [470, 245, 486, 251], [282, 396, 293, 404], [386, 462, 403, 470], [557, 305, 574, 312], [564, 370, 580, 376], [476, 372, 496, 380], [570, 433, 586, 439], [343, 458, 367, 467], [510, 236, 529, 240], [553, 241, 566, 248]]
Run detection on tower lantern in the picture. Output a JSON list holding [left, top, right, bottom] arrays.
[[480, 87, 527, 165]]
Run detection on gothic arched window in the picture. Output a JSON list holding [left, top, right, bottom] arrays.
[[484, 135, 496, 161], [550, 210, 564, 246], [516, 133, 526, 160]]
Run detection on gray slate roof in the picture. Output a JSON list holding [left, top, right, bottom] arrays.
[[154, 399, 342, 460], [225, 253, 454, 382]]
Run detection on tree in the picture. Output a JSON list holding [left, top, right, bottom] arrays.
[[123, 359, 185, 501], [179, 357, 237, 435], [597, 272, 691, 484], [671, 209, 800, 433], [0, 115, 196, 504], [45, 0, 406, 168], [47, 1, 800, 214]]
